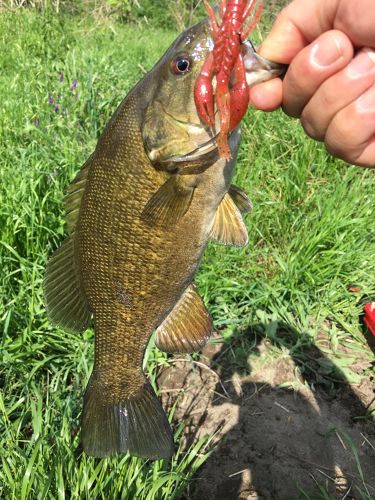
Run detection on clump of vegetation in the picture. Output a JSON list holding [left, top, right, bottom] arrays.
[[2, 0, 206, 29], [1, 0, 290, 29]]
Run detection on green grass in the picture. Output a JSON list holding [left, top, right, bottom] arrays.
[[1, 8, 374, 499]]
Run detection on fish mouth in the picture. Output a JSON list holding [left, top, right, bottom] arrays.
[[168, 132, 218, 162], [154, 133, 220, 174], [155, 125, 241, 175]]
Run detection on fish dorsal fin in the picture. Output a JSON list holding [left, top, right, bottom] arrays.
[[141, 176, 194, 227], [63, 159, 90, 234], [155, 285, 213, 353], [229, 185, 253, 214], [210, 192, 248, 247], [44, 236, 91, 332]]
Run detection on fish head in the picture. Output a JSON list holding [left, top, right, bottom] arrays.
[[142, 19, 217, 171], [141, 19, 286, 171]]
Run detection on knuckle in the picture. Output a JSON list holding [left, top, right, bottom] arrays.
[[325, 86, 375, 165], [324, 140, 352, 163], [300, 113, 323, 141], [324, 106, 361, 163]]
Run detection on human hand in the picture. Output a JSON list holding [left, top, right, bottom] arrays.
[[250, 0, 375, 167]]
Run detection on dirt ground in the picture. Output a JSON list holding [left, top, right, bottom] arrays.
[[159, 332, 375, 499]]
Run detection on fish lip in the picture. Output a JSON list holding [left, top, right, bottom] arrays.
[[153, 126, 240, 174], [242, 39, 287, 86], [153, 134, 220, 173], [166, 133, 218, 163], [154, 126, 240, 174]]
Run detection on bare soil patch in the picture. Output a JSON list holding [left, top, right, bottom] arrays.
[[159, 334, 375, 499]]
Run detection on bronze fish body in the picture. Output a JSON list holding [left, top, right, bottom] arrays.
[[44, 19, 284, 459]]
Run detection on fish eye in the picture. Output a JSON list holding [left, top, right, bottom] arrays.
[[171, 55, 191, 75]]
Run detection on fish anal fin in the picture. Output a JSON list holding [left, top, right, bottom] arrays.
[[210, 192, 248, 247], [141, 176, 194, 227], [44, 236, 91, 333], [155, 285, 213, 354], [82, 375, 174, 459], [229, 184, 253, 214], [63, 159, 90, 234]]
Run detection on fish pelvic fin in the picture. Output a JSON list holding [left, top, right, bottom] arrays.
[[82, 375, 174, 459], [229, 185, 253, 214], [210, 192, 249, 247], [141, 176, 195, 227], [155, 284, 213, 353], [44, 236, 91, 332]]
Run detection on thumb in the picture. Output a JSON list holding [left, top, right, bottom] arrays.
[[259, 16, 306, 63]]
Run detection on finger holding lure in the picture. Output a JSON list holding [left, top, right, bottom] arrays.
[[194, 0, 263, 160]]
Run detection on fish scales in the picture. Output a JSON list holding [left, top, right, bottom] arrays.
[[44, 17, 284, 459]]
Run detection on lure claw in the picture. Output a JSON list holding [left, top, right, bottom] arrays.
[[194, 0, 263, 159]]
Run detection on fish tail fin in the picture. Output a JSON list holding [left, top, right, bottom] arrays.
[[81, 373, 174, 459]]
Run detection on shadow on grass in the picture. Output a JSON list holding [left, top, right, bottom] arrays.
[[188, 322, 375, 499]]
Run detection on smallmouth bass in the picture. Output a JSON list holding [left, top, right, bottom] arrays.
[[44, 19, 284, 459]]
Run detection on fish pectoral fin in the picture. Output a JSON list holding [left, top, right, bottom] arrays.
[[210, 192, 249, 247], [229, 184, 253, 214], [141, 176, 194, 227], [44, 236, 91, 332], [155, 284, 213, 354], [82, 375, 174, 459], [64, 157, 91, 234]]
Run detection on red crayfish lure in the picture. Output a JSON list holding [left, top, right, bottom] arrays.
[[194, 0, 263, 160]]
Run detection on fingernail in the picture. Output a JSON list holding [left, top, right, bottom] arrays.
[[311, 36, 343, 67], [347, 49, 375, 78]]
